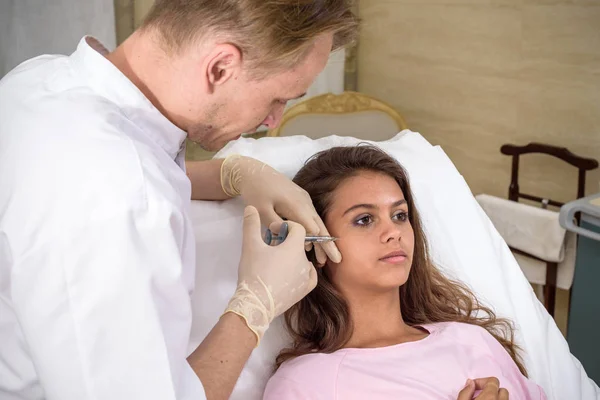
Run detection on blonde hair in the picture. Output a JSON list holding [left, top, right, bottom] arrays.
[[142, 0, 358, 72]]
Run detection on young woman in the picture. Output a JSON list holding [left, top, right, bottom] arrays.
[[263, 145, 546, 400]]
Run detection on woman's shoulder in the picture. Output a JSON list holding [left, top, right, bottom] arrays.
[[425, 321, 516, 355], [274, 351, 348, 380], [264, 352, 347, 399], [425, 320, 488, 332], [424, 321, 497, 343]]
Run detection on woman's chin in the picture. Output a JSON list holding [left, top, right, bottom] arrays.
[[369, 271, 410, 292]]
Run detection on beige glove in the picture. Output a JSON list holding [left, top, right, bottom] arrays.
[[220, 154, 342, 265], [224, 206, 317, 345]]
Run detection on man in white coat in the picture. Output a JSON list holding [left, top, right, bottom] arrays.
[[0, 1, 357, 399]]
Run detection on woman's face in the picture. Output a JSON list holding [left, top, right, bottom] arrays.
[[323, 171, 415, 294]]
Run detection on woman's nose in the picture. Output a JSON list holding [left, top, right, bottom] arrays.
[[381, 220, 402, 243]]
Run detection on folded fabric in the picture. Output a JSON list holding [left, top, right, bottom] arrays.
[[475, 194, 568, 263], [512, 229, 577, 290]]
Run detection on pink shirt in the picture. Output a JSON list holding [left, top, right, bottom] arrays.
[[264, 322, 546, 400]]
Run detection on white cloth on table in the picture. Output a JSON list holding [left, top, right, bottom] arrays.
[[475, 194, 577, 289]]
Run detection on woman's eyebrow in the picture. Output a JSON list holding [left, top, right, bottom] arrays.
[[393, 199, 407, 207], [342, 199, 406, 216]]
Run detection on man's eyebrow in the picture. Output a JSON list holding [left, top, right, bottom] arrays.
[[342, 199, 406, 216], [289, 92, 307, 100]]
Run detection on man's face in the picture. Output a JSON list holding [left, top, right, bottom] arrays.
[[187, 32, 334, 151]]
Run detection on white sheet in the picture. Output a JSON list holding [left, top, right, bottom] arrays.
[[187, 131, 600, 400]]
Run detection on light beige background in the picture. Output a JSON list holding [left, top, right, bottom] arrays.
[[358, 0, 600, 202]]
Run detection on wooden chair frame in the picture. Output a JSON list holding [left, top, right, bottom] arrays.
[[266, 91, 407, 138], [500, 142, 599, 316]]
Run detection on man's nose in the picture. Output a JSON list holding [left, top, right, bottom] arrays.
[[262, 104, 286, 129]]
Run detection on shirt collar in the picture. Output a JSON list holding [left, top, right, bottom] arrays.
[[69, 36, 187, 161]]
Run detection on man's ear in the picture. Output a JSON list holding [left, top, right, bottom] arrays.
[[205, 43, 242, 89]]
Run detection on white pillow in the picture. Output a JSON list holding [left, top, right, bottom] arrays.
[[187, 131, 599, 400]]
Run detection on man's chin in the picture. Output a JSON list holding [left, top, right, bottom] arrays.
[[192, 135, 242, 152]]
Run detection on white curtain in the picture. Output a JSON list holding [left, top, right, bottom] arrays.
[[0, 0, 116, 77]]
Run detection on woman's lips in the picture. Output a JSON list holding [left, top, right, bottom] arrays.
[[379, 250, 408, 264]]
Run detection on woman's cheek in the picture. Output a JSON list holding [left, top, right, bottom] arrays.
[[338, 235, 369, 263]]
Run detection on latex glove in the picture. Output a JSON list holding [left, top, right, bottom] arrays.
[[220, 154, 342, 265], [224, 206, 318, 345]]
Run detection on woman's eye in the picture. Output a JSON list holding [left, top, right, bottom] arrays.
[[354, 215, 373, 226], [393, 211, 409, 222]]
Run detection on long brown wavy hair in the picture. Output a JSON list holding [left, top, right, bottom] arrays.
[[276, 145, 527, 376]]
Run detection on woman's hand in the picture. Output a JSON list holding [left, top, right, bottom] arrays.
[[458, 378, 509, 400]]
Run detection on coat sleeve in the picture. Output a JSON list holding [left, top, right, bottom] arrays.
[[10, 197, 206, 400]]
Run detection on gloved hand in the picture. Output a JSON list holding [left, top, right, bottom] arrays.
[[220, 154, 342, 265], [224, 206, 317, 345]]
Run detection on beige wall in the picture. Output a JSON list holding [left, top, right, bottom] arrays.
[[358, 1, 600, 202], [133, 0, 155, 27], [114, 0, 154, 44], [114, 0, 134, 45]]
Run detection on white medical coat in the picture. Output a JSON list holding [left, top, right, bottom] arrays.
[[0, 37, 207, 400]]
